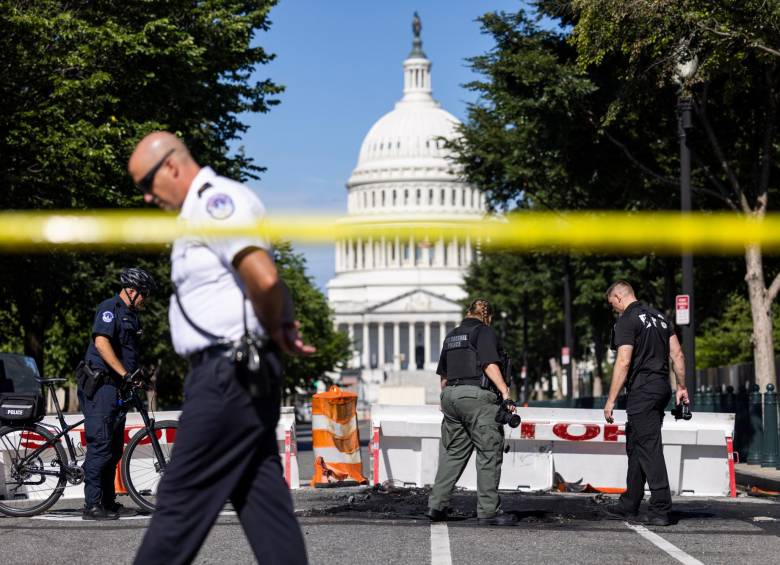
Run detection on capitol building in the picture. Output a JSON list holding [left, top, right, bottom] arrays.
[[327, 16, 486, 403]]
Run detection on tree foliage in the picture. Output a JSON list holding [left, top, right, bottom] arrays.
[[0, 1, 346, 404], [696, 292, 780, 368], [454, 6, 765, 393], [274, 242, 352, 395], [558, 0, 780, 389]]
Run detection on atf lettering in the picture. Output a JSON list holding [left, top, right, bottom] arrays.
[[553, 423, 600, 441], [520, 422, 536, 439]]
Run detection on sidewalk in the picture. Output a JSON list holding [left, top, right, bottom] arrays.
[[734, 462, 780, 493]]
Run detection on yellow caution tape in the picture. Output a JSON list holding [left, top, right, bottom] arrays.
[[0, 210, 778, 254]]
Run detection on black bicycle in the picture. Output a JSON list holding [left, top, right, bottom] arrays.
[[0, 371, 177, 517]]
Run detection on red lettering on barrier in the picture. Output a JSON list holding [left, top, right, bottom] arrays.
[[604, 424, 625, 442], [520, 422, 536, 439], [80, 430, 87, 447], [137, 429, 163, 445], [165, 427, 177, 443], [553, 423, 600, 441], [20, 431, 46, 450]]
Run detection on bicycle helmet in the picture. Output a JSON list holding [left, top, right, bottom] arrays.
[[120, 267, 157, 297]]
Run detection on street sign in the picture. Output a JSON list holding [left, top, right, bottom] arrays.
[[561, 347, 570, 365], [676, 294, 690, 325]]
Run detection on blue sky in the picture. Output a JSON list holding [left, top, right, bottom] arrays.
[[236, 1, 547, 289]]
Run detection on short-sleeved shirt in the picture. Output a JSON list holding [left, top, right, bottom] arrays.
[[84, 295, 140, 376], [436, 318, 501, 378], [612, 301, 673, 413], [169, 166, 271, 357]]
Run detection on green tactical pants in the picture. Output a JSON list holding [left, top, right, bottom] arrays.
[[428, 385, 504, 518]]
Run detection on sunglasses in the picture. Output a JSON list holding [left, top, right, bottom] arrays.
[[136, 148, 175, 194]]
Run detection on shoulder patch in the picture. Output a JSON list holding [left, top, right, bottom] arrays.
[[206, 193, 235, 219], [101, 311, 114, 323]]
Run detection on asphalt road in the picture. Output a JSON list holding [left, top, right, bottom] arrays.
[[2, 489, 780, 565], [2, 420, 779, 564]]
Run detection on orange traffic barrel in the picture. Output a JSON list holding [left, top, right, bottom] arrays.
[[310, 386, 367, 487]]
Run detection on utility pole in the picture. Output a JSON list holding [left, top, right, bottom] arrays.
[[521, 291, 529, 405]]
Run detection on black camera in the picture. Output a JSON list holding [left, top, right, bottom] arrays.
[[671, 401, 692, 421], [495, 401, 521, 428]]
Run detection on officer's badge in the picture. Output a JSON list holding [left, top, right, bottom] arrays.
[[102, 311, 114, 323], [206, 193, 235, 219]]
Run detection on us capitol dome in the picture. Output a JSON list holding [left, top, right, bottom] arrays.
[[327, 14, 487, 403]]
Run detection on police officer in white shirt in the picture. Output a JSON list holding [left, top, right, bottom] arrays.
[[128, 131, 313, 565]]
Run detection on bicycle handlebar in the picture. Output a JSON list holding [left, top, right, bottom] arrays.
[[123, 368, 151, 391]]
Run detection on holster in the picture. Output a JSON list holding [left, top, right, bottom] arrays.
[[232, 336, 272, 399], [76, 361, 105, 399]]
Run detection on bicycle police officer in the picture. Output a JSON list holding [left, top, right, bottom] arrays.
[[602, 280, 688, 526], [427, 299, 518, 526], [78, 267, 156, 520], [128, 131, 313, 565]]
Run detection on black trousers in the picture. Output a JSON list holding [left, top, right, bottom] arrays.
[[133, 353, 307, 565], [619, 392, 673, 518], [78, 383, 125, 508]]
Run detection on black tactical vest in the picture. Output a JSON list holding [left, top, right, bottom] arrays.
[[443, 323, 483, 380]]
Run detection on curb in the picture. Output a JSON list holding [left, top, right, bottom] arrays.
[[734, 463, 780, 493]]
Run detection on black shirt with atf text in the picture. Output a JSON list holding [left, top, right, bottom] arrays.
[[612, 301, 673, 414]]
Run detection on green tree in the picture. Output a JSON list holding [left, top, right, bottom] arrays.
[[274, 243, 352, 395], [451, 10, 678, 394], [564, 0, 780, 390], [696, 292, 780, 369], [0, 1, 282, 383]]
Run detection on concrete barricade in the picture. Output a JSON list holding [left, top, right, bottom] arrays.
[[370, 404, 736, 496]]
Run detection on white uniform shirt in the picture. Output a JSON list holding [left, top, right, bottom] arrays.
[[169, 166, 270, 357]]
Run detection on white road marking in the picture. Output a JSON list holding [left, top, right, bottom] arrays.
[[31, 509, 236, 522], [32, 514, 150, 522], [430, 523, 453, 565], [752, 516, 777, 522], [625, 523, 704, 565]]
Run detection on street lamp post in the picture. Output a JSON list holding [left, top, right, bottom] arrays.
[[676, 55, 698, 394], [562, 256, 575, 401]]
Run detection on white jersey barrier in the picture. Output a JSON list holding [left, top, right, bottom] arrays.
[[370, 404, 736, 497], [0, 407, 300, 502]]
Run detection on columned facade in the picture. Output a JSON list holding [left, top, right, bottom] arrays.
[[336, 317, 459, 372]]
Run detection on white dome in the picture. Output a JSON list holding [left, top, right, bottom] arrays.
[[347, 49, 464, 188], [354, 103, 460, 171]]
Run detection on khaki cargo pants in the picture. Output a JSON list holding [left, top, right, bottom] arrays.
[[428, 385, 503, 518]]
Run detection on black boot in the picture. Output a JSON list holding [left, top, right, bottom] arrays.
[[82, 505, 119, 521], [426, 508, 449, 522], [104, 501, 137, 517], [600, 503, 638, 521], [478, 511, 518, 526], [637, 513, 671, 526]]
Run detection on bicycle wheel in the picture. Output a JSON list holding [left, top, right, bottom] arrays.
[[121, 419, 178, 513], [0, 423, 68, 517]]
